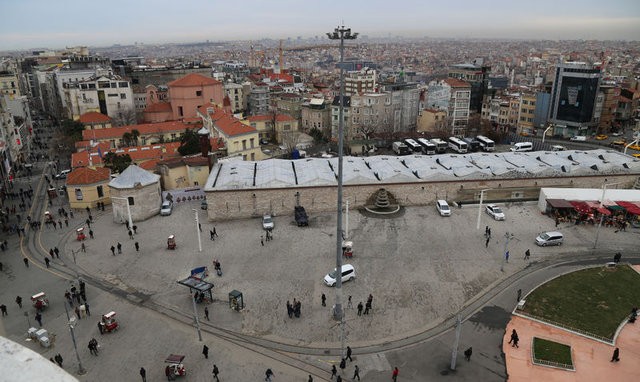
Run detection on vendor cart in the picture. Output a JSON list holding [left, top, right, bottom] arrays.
[[76, 227, 86, 241], [165, 354, 186, 378], [31, 292, 49, 311], [100, 311, 118, 333], [167, 235, 176, 250], [342, 240, 353, 258]]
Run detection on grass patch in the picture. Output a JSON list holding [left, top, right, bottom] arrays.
[[521, 265, 640, 339], [532, 337, 573, 367]]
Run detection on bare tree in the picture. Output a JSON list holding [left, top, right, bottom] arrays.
[[112, 109, 138, 127]]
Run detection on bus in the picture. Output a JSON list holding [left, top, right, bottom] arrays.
[[404, 138, 423, 153], [430, 138, 448, 154], [475, 135, 495, 152], [448, 137, 468, 153], [392, 141, 411, 156], [462, 137, 480, 152], [417, 138, 436, 155]]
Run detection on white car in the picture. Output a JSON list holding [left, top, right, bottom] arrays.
[[323, 264, 355, 287], [436, 200, 451, 217], [262, 214, 274, 230], [485, 204, 505, 221], [160, 200, 173, 216]]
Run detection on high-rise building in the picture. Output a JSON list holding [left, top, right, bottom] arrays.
[[548, 62, 601, 136]]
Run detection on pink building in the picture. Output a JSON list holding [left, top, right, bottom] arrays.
[[167, 73, 224, 120]]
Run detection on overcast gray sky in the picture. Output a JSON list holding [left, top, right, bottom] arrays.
[[1, 0, 639, 50]]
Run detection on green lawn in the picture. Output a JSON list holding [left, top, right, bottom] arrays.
[[521, 265, 640, 340], [532, 337, 573, 367]]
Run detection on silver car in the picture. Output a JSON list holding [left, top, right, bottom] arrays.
[[160, 200, 173, 216], [485, 204, 505, 221], [262, 214, 274, 230]]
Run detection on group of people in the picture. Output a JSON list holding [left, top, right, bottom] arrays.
[[87, 338, 99, 356], [286, 299, 302, 318], [356, 294, 374, 316]]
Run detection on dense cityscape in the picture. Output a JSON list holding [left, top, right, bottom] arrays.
[[1, 2, 640, 381]]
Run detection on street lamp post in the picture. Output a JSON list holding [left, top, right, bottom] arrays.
[[476, 189, 491, 230], [593, 181, 625, 249], [193, 209, 202, 252], [111, 196, 133, 233], [542, 123, 553, 145], [63, 302, 86, 375], [327, 25, 357, 323]]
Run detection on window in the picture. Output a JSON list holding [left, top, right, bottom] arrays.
[[119, 82, 129, 88], [178, 106, 183, 116], [127, 197, 135, 206], [251, 153, 255, 161], [75, 188, 83, 200], [250, 138, 255, 148], [196, 90, 202, 97], [120, 94, 126, 99], [97, 185, 104, 198], [242, 140, 247, 150]]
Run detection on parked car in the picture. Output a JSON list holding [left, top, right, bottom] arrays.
[[294, 206, 308, 227], [610, 138, 627, 147], [595, 134, 608, 140], [323, 264, 355, 287], [535, 231, 564, 246], [485, 204, 505, 221], [55, 169, 71, 179], [570, 136, 587, 142], [200, 200, 208, 210], [436, 200, 451, 217], [160, 200, 173, 216], [262, 214, 274, 230]]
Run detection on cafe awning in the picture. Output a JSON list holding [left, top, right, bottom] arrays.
[[615, 201, 640, 215], [569, 201, 591, 214], [584, 201, 612, 216], [546, 199, 573, 208]]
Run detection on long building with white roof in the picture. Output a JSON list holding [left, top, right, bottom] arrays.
[[204, 149, 640, 220]]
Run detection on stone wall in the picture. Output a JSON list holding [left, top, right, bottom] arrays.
[[205, 174, 639, 221], [110, 183, 162, 223]]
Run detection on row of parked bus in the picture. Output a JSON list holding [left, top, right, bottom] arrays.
[[393, 136, 495, 156]]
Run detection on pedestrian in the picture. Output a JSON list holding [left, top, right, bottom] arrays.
[[140, 367, 147, 382], [353, 365, 360, 380], [357, 302, 363, 316], [88, 341, 97, 356], [64, 218, 68, 227], [464, 347, 472, 361], [204, 306, 209, 321], [392, 367, 399, 382], [308, 375, 313, 382], [286, 300, 293, 318], [85, 302, 91, 316], [117, 242, 122, 254], [0, 304, 6, 316], [614, 252, 622, 263], [346, 346, 352, 362], [487, 228, 491, 237], [265, 368, 274, 381], [485, 236, 490, 248], [202, 344, 209, 359], [89, 229, 94, 239], [330, 364, 337, 379], [70, 210, 74, 219], [505, 251, 510, 263], [212, 364, 220, 381], [75, 306, 81, 319], [555, 216, 559, 227], [524, 249, 530, 261], [336, 376, 342, 382], [135, 242, 139, 252], [81, 242, 86, 252], [213, 227, 218, 237], [485, 225, 489, 237], [132, 225, 137, 234], [35, 312, 43, 326], [49, 248, 55, 259], [198, 223, 202, 232], [261, 235, 264, 246], [517, 289, 522, 302], [110, 245, 115, 255], [610, 347, 620, 362], [339, 358, 346, 372], [54, 247, 60, 258], [23, 257, 29, 267], [55, 353, 63, 367], [508, 329, 517, 345], [128, 230, 133, 239], [45, 257, 50, 268], [210, 230, 215, 241], [98, 321, 104, 334], [347, 295, 353, 309], [364, 301, 371, 315], [321, 293, 326, 307]]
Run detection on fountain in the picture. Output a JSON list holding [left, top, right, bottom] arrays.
[[364, 188, 401, 215]]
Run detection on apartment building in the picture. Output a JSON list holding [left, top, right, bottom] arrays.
[[301, 98, 330, 137], [223, 82, 246, 113], [198, 104, 263, 161], [517, 93, 537, 135], [330, 96, 352, 140], [344, 67, 377, 96], [417, 108, 448, 134], [349, 93, 391, 139], [425, 78, 471, 136]]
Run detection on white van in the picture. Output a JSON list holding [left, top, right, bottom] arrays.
[[436, 200, 451, 216], [535, 231, 564, 246], [510, 142, 533, 152], [324, 264, 356, 287], [570, 136, 587, 142], [551, 145, 566, 151]]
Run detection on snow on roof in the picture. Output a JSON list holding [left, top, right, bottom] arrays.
[[204, 150, 640, 191], [108, 165, 160, 189]]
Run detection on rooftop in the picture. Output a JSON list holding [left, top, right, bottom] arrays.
[[78, 111, 110, 124], [168, 73, 221, 87]]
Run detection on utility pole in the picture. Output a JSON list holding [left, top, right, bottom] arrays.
[[450, 314, 462, 370], [193, 209, 202, 252]]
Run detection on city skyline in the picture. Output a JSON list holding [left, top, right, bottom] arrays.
[[0, 0, 639, 51]]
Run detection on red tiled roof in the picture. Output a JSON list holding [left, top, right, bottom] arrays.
[[72, 142, 182, 168], [168, 73, 221, 87], [199, 104, 256, 137], [247, 114, 296, 122], [79, 112, 111, 124], [81, 121, 195, 140], [66, 167, 111, 185], [444, 78, 471, 88], [144, 102, 172, 113], [138, 160, 159, 171]]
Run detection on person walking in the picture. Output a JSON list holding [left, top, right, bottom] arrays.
[[54, 247, 60, 258], [508, 329, 517, 346], [517, 289, 522, 302], [352, 365, 360, 380], [260, 235, 264, 246], [485, 236, 490, 248], [213, 227, 218, 238], [346, 346, 353, 362], [347, 295, 353, 309], [610, 347, 620, 362], [339, 358, 346, 372], [128, 230, 133, 239], [89, 229, 94, 239], [54, 353, 63, 367], [357, 302, 363, 316], [45, 257, 50, 268], [204, 306, 210, 321], [0, 304, 7, 316], [85, 302, 91, 316], [139, 367, 147, 382], [330, 364, 337, 379], [202, 344, 209, 359], [110, 245, 115, 256], [364, 300, 371, 315], [505, 251, 510, 263], [35, 312, 43, 327], [198, 223, 202, 232], [135, 242, 139, 252], [308, 375, 313, 382], [212, 364, 220, 381], [392, 367, 399, 381], [210, 230, 215, 241], [524, 249, 530, 261], [485, 225, 489, 237], [15, 296, 22, 308], [117, 242, 122, 254], [23, 257, 29, 267], [81, 242, 86, 253], [75, 306, 81, 320], [464, 347, 473, 361], [321, 293, 326, 307], [265, 368, 274, 381], [98, 321, 104, 334]]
